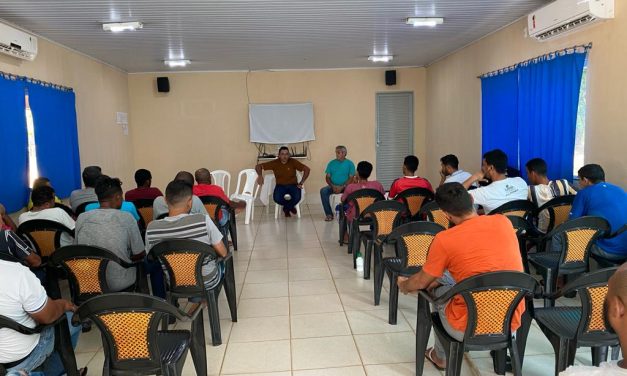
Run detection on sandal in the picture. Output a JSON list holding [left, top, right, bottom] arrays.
[[324, 215, 334, 222], [425, 347, 445, 371]]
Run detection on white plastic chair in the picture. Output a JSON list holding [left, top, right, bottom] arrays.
[[274, 171, 305, 219], [210, 170, 231, 197], [230, 169, 259, 225]]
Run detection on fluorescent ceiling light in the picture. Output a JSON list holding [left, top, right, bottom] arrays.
[[405, 17, 444, 27], [102, 21, 143, 32], [368, 55, 393, 63], [164, 59, 191, 67]]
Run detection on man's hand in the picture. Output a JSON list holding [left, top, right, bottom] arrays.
[[471, 171, 485, 181], [63, 300, 78, 313], [297, 183, 304, 190], [397, 276, 410, 294], [257, 176, 264, 185], [332, 185, 342, 194]]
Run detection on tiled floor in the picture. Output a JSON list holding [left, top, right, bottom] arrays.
[[72, 203, 606, 375]]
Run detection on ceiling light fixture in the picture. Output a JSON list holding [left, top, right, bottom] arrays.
[[405, 17, 444, 27], [368, 55, 393, 63], [102, 21, 143, 32], [164, 59, 191, 67]]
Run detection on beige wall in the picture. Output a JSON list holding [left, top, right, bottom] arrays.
[[426, 2, 627, 187], [128, 68, 427, 200], [0, 38, 134, 197]]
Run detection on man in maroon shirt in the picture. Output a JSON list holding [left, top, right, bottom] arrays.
[[125, 169, 163, 202], [389, 155, 433, 198]]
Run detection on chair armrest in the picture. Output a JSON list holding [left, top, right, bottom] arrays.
[[417, 289, 437, 304], [0, 312, 66, 335], [608, 224, 627, 239]]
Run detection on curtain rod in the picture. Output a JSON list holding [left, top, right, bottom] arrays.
[[0, 70, 73, 92], [477, 43, 592, 79]]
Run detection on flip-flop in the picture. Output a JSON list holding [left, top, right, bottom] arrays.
[[324, 215, 334, 222], [425, 347, 445, 371]]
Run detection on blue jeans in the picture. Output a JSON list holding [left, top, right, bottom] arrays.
[[7, 312, 81, 376], [320, 186, 334, 216], [145, 259, 166, 299], [273, 185, 301, 211]]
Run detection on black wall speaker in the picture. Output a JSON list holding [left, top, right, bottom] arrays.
[[157, 77, 170, 93], [385, 70, 396, 86]]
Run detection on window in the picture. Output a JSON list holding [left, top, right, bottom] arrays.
[[573, 62, 588, 177], [25, 94, 39, 188]]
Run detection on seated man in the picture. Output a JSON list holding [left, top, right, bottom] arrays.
[[389, 155, 433, 198], [320, 145, 355, 221], [18, 186, 75, 247], [145, 180, 228, 292], [0, 259, 82, 376], [125, 169, 163, 202], [526, 158, 577, 233], [27, 177, 62, 210], [341, 161, 385, 224], [462, 149, 527, 213], [0, 228, 41, 267], [69, 166, 101, 212], [570, 164, 627, 261], [1, 202, 18, 231], [193, 168, 245, 228], [256, 146, 311, 217], [398, 182, 524, 370], [84, 175, 141, 222], [439, 154, 472, 186], [153, 171, 208, 219], [74, 176, 145, 292]]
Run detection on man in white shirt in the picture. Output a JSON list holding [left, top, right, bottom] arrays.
[[18, 186, 75, 246], [439, 154, 472, 186], [462, 149, 528, 213]]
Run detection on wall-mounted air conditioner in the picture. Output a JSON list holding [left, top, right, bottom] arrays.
[[528, 0, 614, 41], [0, 22, 38, 61]]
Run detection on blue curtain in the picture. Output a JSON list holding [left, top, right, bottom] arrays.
[[28, 83, 81, 199], [481, 69, 519, 168], [517, 51, 587, 181], [0, 77, 29, 212]]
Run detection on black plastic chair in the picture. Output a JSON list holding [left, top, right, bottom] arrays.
[[394, 187, 434, 221], [533, 195, 576, 234], [74, 201, 96, 216], [489, 200, 535, 219], [75, 292, 201, 376], [132, 198, 157, 232], [533, 267, 619, 375], [528, 216, 610, 307], [590, 224, 627, 268], [506, 216, 533, 274], [149, 239, 237, 347], [338, 189, 385, 252], [199, 195, 236, 251], [418, 201, 452, 229], [382, 221, 444, 322], [420, 271, 537, 376]]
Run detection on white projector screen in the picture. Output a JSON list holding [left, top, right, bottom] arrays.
[[249, 103, 315, 143]]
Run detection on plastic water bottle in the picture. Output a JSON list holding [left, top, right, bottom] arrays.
[[356, 253, 364, 273]]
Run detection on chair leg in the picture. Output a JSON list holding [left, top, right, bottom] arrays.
[[388, 270, 399, 324], [363, 240, 373, 280], [55, 318, 79, 376], [509, 338, 523, 376], [339, 217, 346, 247], [373, 249, 384, 306], [544, 268, 555, 308], [205, 289, 222, 346], [493, 350, 508, 375], [229, 210, 238, 251], [447, 341, 465, 376], [591, 346, 608, 366], [415, 296, 432, 376], [223, 259, 238, 322], [554, 338, 577, 375], [244, 200, 252, 225], [611, 345, 620, 360], [190, 312, 208, 376]]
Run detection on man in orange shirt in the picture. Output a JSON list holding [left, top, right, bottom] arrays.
[[398, 182, 523, 369]]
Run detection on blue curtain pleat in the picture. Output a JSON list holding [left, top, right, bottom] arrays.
[[0, 77, 29, 212], [517, 52, 587, 180], [481, 70, 519, 168], [28, 83, 81, 198]]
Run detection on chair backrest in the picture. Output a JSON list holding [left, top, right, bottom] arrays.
[[54, 202, 76, 219], [394, 187, 434, 218], [149, 239, 218, 296], [547, 216, 610, 273], [210, 170, 231, 197], [17, 219, 74, 258], [75, 201, 96, 216], [343, 188, 385, 218], [76, 292, 186, 371], [132, 198, 156, 227], [199, 195, 230, 223], [419, 201, 452, 229], [388, 221, 445, 268], [360, 200, 406, 241], [489, 200, 535, 219], [536, 195, 576, 233], [234, 169, 258, 197], [506, 215, 531, 237]]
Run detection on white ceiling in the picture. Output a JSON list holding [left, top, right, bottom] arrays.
[[0, 0, 547, 73]]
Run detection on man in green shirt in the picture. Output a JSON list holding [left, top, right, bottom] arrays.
[[320, 145, 355, 221]]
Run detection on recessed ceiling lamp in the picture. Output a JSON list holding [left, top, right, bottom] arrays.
[[405, 17, 444, 27], [164, 59, 191, 68], [368, 55, 393, 63], [102, 21, 143, 32]]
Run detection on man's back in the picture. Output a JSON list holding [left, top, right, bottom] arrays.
[[152, 195, 207, 219], [529, 180, 577, 233], [69, 188, 97, 212], [193, 184, 229, 202], [469, 177, 528, 213], [125, 187, 163, 202], [389, 176, 433, 198], [18, 207, 76, 246]]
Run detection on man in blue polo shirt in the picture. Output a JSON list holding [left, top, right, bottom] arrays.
[[320, 145, 355, 221], [570, 164, 627, 261]]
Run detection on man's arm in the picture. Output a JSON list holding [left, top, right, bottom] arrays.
[[6, 230, 42, 267], [325, 174, 333, 187], [255, 163, 266, 185], [298, 165, 311, 188], [212, 240, 228, 258], [462, 171, 485, 190], [569, 192, 587, 219], [30, 298, 76, 325], [398, 270, 438, 294], [0, 203, 17, 231]]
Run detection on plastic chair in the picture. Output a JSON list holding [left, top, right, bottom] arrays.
[[534, 195, 576, 234], [338, 189, 385, 253], [394, 187, 434, 220], [75, 292, 201, 376], [421, 271, 538, 376], [419, 201, 452, 229], [528, 216, 610, 307], [210, 170, 231, 197], [133, 198, 157, 228], [506, 216, 533, 274], [199, 195, 236, 250], [383, 221, 444, 322], [230, 169, 260, 225], [274, 171, 305, 219], [590, 224, 627, 268], [74, 201, 96, 216], [489, 200, 535, 219], [533, 267, 620, 375]]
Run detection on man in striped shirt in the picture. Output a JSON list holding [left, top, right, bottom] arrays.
[[145, 180, 228, 290], [0, 228, 41, 268]]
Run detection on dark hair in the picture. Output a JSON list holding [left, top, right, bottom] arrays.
[[525, 158, 547, 176], [278, 146, 289, 154], [82, 166, 102, 187], [435, 182, 474, 217], [194, 168, 212, 184], [440, 154, 459, 170], [483, 149, 508, 174], [32, 177, 51, 190], [166, 180, 193, 206], [578, 164, 605, 183], [31, 185, 55, 207], [134, 169, 152, 187], [174, 171, 194, 187], [403, 155, 419, 173], [356, 161, 373, 179], [95, 175, 122, 201]]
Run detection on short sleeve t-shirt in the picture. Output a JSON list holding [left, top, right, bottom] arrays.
[[152, 195, 208, 220], [469, 177, 528, 213], [444, 170, 472, 185], [325, 159, 356, 186], [18, 207, 76, 246], [0, 229, 35, 261], [261, 158, 306, 185], [85, 201, 141, 221], [528, 180, 577, 233], [341, 181, 385, 222], [0, 260, 48, 363], [125, 187, 163, 202], [422, 215, 525, 332], [389, 176, 434, 198], [69, 188, 98, 212]]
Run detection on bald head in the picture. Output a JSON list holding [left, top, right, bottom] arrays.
[[174, 171, 194, 187], [195, 168, 212, 185], [605, 263, 627, 343]]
